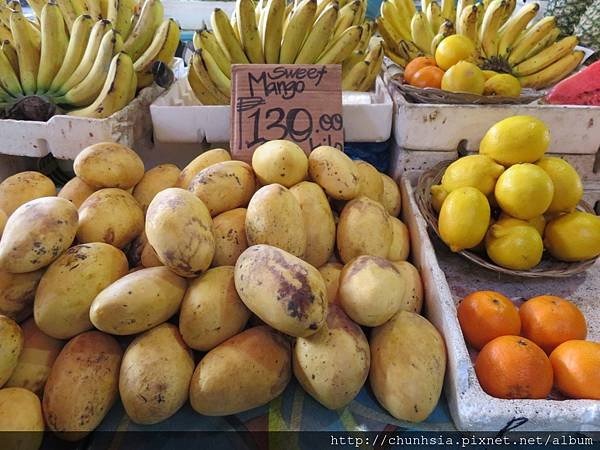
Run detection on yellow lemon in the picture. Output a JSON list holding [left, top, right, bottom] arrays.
[[435, 35, 476, 70], [479, 115, 550, 166], [495, 164, 554, 220], [483, 74, 522, 97], [544, 211, 600, 262], [482, 70, 498, 80], [430, 184, 449, 213], [485, 224, 544, 270], [441, 155, 504, 196], [535, 157, 583, 213], [498, 212, 546, 236], [441, 61, 485, 95], [439, 187, 490, 252]]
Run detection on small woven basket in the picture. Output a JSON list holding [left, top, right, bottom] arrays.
[[415, 160, 598, 278], [391, 78, 542, 105]]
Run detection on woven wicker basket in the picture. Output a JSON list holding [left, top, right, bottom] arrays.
[[391, 77, 543, 105], [415, 160, 598, 278]]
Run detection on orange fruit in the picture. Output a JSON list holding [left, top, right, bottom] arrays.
[[457, 290, 520, 350], [404, 57, 436, 84], [411, 66, 445, 89], [550, 340, 600, 400], [475, 335, 553, 399], [520, 295, 587, 354]]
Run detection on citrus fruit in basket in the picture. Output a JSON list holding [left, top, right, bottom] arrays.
[[482, 70, 499, 80], [438, 187, 490, 252], [410, 66, 445, 89], [479, 116, 550, 166], [430, 185, 449, 213], [441, 61, 485, 95], [441, 155, 504, 196], [457, 291, 520, 350], [494, 164, 554, 220], [550, 340, 600, 400], [535, 157, 583, 213], [544, 211, 600, 262], [485, 223, 544, 270], [434, 35, 476, 71], [497, 213, 546, 237], [475, 335, 553, 399], [483, 74, 522, 97], [520, 296, 587, 354], [404, 56, 437, 84]]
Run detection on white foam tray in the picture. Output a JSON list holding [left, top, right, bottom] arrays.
[[0, 85, 163, 160], [150, 74, 393, 144], [400, 177, 600, 432]]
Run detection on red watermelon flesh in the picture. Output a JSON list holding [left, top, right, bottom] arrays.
[[546, 61, 600, 106]]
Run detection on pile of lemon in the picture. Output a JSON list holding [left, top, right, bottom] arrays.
[[431, 115, 600, 270]]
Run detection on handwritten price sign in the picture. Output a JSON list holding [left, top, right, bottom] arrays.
[[231, 64, 344, 161]]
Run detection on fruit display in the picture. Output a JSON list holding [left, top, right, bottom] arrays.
[[0, 139, 445, 443], [430, 115, 600, 270], [187, 0, 383, 104], [0, 0, 180, 120], [458, 290, 599, 401], [546, 60, 600, 105], [379, 0, 585, 89]]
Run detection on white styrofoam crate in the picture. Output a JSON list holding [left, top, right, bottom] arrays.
[[400, 177, 600, 432], [392, 90, 600, 155], [0, 85, 163, 160], [150, 75, 393, 144]]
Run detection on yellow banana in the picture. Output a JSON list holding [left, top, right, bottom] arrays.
[[382, 41, 407, 67], [513, 36, 578, 77], [479, 0, 508, 58], [497, 2, 539, 57], [294, 2, 337, 63], [10, 10, 39, 95], [0, 45, 22, 97], [393, 0, 416, 18], [57, 29, 123, 106], [501, 0, 516, 23], [69, 52, 136, 118], [357, 20, 373, 52], [0, 6, 11, 29], [441, 0, 455, 22], [431, 21, 454, 56], [100, 0, 109, 17], [457, 4, 479, 47], [523, 27, 560, 60], [197, 28, 230, 75], [37, 2, 69, 94], [237, 0, 264, 63], [187, 52, 223, 105], [192, 51, 228, 103], [49, 14, 94, 93], [85, 0, 102, 19], [316, 24, 361, 64], [508, 16, 556, 65], [133, 18, 179, 73], [353, 0, 366, 26], [261, 0, 285, 63], [127, 63, 137, 98], [333, 0, 359, 39], [212, 8, 249, 64], [56, 0, 78, 32], [422, 0, 432, 14], [193, 30, 201, 49], [342, 60, 369, 90], [377, 16, 402, 50], [427, 1, 443, 34], [26, 0, 46, 18], [7, 1, 21, 13], [359, 42, 383, 90], [399, 39, 424, 60], [2, 39, 19, 74], [380, 0, 411, 42], [199, 48, 230, 98], [0, 24, 11, 45], [455, 0, 474, 26], [230, 12, 241, 42], [56, 19, 113, 95], [410, 11, 434, 55], [107, 0, 135, 37], [123, 0, 164, 62], [280, 0, 316, 63], [71, 0, 88, 16], [518, 51, 584, 89], [342, 50, 365, 76]]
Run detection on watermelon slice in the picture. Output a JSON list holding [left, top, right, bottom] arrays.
[[546, 61, 600, 106]]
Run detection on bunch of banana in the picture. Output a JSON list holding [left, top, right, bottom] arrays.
[[0, 0, 180, 119], [378, 0, 584, 89], [187, 0, 381, 105]]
